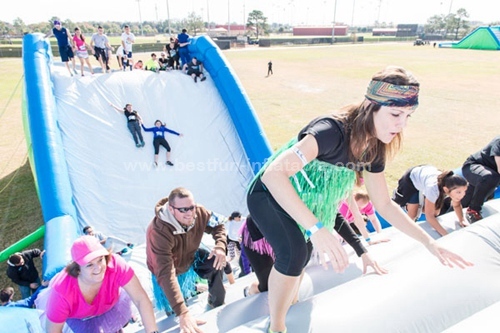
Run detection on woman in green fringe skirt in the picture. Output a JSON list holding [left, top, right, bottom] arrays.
[[246, 66, 474, 333]]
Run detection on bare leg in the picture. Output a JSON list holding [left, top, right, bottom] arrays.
[[246, 280, 260, 296], [406, 203, 419, 221], [85, 58, 94, 74], [98, 55, 105, 73], [268, 267, 298, 332], [79, 58, 84, 76], [166, 151, 171, 163], [291, 270, 305, 304], [64, 61, 72, 76], [154, 154, 159, 165]]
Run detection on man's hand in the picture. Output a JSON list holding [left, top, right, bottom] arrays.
[[29, 282, 40, 289], [179, 311, 206, 333], [207, 247, 226, 270]]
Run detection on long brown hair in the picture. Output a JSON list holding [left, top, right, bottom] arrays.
[[74, 27, 85, 42], [334, 66, 419, 182]]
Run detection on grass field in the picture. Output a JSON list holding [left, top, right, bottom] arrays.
[[1, 42, 499, 295]]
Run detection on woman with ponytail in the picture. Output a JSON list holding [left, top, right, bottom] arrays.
[[392, 165, 469, 236]]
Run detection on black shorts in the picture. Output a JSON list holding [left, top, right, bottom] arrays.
[[392, 166, 419, 206], [59, 45, 74, 62], [94, 47, 108, 61], [187, 69, 202, 77]]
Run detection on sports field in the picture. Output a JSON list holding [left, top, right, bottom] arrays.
[[1, 41, 499, 292]]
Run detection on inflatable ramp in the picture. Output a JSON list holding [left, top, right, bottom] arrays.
[[439, 26, 500, 50]]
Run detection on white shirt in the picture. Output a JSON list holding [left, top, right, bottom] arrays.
[[226, 218, 245, 241], [410, 165, 441, 203], [121, 32, 135, 52]]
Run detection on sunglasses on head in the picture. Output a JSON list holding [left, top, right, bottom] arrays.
[[170, 205, 196, 213]]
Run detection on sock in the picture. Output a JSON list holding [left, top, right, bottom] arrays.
[[268, 328, 287, 333]]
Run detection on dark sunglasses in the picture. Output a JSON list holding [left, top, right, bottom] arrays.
[[170, 205, 196, 213]]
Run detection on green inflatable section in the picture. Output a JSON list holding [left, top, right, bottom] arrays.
[[440, 26, 500, 50], [0, 225, 45, 263]]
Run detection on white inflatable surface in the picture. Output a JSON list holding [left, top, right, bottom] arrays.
[[124, 200, 500, 333], [51, 65, 254, 244]]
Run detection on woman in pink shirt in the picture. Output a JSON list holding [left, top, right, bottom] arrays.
[[73, 27, 94, 76], [339, 191, 389, 245], [39, 236, 158, 333]]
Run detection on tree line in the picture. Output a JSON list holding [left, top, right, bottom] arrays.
[[1, 8, 498, 40]]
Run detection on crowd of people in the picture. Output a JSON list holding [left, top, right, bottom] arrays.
[[45, 21, 207, 83], [5, 25, 499, 333]]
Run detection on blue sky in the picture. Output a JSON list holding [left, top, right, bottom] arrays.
[[2, 0, 496, 26]]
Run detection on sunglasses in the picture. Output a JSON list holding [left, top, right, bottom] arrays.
[[170, 205, 196, 213]]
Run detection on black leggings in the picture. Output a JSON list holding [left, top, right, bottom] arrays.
[[153, 137, 171, 154], [242, 243, 274, 293], [247, 178, 367, 277], [462, 162, 500, 212], [247, 178, 313, 277]]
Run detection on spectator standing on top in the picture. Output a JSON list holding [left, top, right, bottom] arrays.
[[45, 20, 77, 76], [177, 29, 191, 67], [121, 25, 135, 70], [91, 26, 113, 73]]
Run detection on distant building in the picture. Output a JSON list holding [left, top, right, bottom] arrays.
[[293, 26, 348, 36], [213, 24, 251, 36], [396, 24, 419, 37]]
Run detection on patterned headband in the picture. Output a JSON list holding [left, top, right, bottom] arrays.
[[365, 80, 419, 109]]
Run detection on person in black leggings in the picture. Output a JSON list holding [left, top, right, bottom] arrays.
[[141, 120, 183, 166], [461, 136, 500, 223]]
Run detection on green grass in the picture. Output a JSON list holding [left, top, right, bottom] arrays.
[[0, 58, 44, 294], [1, 42, 500, 296]]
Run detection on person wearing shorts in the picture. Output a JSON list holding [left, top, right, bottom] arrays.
[[45, 20, 77, 76], [91, 26, 112, 73], [182, 57, 206, 83], [72, 27, 94, 76], [121, 25, 135, 70], [392, 165, 468, 236]]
